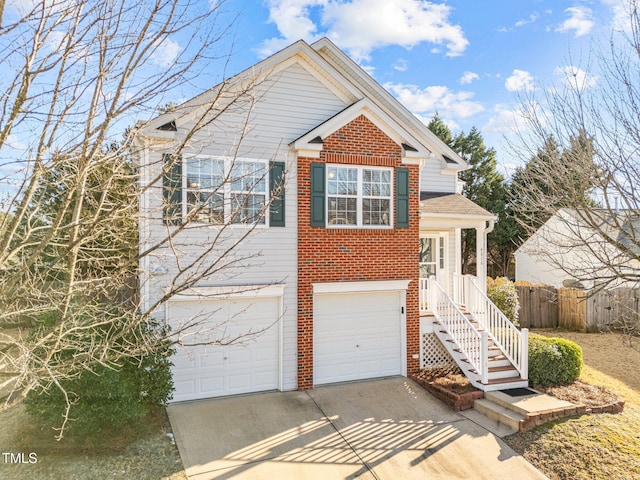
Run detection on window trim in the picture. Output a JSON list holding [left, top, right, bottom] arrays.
[[325, 164, 394, 229], [183, 155, 270, 227]]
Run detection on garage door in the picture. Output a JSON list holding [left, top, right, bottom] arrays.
[[168, 296, 280, 402], [314, 291, 403, 385]]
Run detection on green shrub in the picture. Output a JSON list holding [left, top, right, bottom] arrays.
[[24, 316, 174, 437], [528, 334, 583, 387], [487, 277, 520, 326]]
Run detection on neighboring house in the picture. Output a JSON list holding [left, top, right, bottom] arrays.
[[136, 38, 528, 403], [515, 208, 640, 289]]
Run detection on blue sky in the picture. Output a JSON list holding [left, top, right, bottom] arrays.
[[1, 0, 630, 180], [199, 0, 629, 174]]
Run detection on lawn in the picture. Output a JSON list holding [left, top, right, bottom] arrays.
[[0, 404, 186, 480], [503, 329, 640, 480]]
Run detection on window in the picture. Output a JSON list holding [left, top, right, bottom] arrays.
[[419, 235, 447, 279], [326, 165, 392, 227], [185, 157, 267, 225], [185, 157, 225, 223]]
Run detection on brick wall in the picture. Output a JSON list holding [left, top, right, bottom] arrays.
[[297, 115, 420, 389]]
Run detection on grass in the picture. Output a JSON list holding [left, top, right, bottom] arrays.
[[503, 329, 640, 480], [0, 404, 186, 480]]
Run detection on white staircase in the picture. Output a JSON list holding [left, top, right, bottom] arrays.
[[425, 277, 529, 392]]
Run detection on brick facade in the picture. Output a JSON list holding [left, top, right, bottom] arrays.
[[297, 115, 420, 389]]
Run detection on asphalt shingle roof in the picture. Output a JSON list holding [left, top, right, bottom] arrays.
[[420, 191, 495, 218]]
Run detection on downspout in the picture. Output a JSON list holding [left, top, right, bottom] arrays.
[[475, 218, 495, 293], [486, 218, 495, 235]]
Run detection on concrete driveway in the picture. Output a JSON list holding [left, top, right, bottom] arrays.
[[167, 377, 548, 480]]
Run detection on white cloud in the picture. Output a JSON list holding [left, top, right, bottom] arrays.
[[515, 12, 540, 28], [384, 82, 484, 120], [5, 134, 27, 151], [393, 58, 408, 72], [361, 64, 376, 76], [556, 6, 595, 37], [460, 71, 479, 85], [555, 65, 598, 89], [150, 38, 181, 67], [483, 104, 526, 134], [602, 0, 633, 31], [505, 69, 535, 92], [260, 0, 468, 62], [499, 12, 540, 32]]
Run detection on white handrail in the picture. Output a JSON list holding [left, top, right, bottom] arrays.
[[419, 278, 430, 313], [466, 277, 529, 380], [429, 279, 488, 384], [452, 273, 466, 307]]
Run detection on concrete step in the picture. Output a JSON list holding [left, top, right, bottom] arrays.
[[459, 408, 519, 438], [484, 389, 576, 417], [474, 398, 524, 432]]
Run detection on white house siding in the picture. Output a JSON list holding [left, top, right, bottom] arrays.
[[514, 249, 565, 287], [514, 210, 630, 289], [140, 59, 350, 392], [418, 161, 458, 193]]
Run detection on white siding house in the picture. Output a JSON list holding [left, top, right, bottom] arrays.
[[136, 38, 524, 403], [515, 208, 640, 288]]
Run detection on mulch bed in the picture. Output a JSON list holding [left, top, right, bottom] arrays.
[[410, 366, 483, 411], [536, 380, 625, 413], [411, 366, 625, 415]]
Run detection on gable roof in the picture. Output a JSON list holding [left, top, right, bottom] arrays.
[[420, 192, 495, 220], [138, 38, 467, 171], [291, 98, 431, 160], [515, 207, 640, 256]]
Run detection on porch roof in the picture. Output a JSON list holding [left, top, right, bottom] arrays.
[[420, 192, 495, 221]]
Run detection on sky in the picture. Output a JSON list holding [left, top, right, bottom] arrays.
[[0, 0, 631, 183], [197, 0, 631, 175]]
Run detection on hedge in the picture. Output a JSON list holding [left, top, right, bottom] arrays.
[[528, 334, 583, 387]]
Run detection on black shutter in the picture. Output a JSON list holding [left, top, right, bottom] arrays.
[[163, 153, 182, 225], [310, 163, 326, 227], [269, 161, 285, 227], [395, 168, 409, 229]]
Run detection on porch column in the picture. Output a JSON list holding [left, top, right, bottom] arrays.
[[475, 226, 487, 292], [475, 220, 495, 293]]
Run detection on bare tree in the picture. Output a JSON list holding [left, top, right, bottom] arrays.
[[510, 2, 640, 292], [0, 0, 284, 438]]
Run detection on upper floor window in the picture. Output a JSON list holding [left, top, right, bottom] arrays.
[[326, 165, 392, 227], [185, 157, 267, 225]]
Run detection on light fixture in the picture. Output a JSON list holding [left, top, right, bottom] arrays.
[[149, 263, 169, 276]]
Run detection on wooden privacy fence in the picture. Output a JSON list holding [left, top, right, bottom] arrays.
[[516, 284, 558, 328], [558, 288, 587, 331], [514, 282, 640, 331]]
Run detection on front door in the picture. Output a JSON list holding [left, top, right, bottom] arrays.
[[419, 234, 448, 291]]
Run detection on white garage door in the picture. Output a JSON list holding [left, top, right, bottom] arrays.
[[314, 291, 403, 385], [168, 296, 280, 402]]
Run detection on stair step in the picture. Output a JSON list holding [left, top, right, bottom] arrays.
[[484, 390, 538, 416], [488, 367, 520, 380], [488, 365, 518, 373], [487, 356, 512, 368], [486, 376, 525, 384], [474, 399, 524, 432], [488, 353, 507, 360], [432, 317, 528, 393], [459, 409, 519, 438]]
